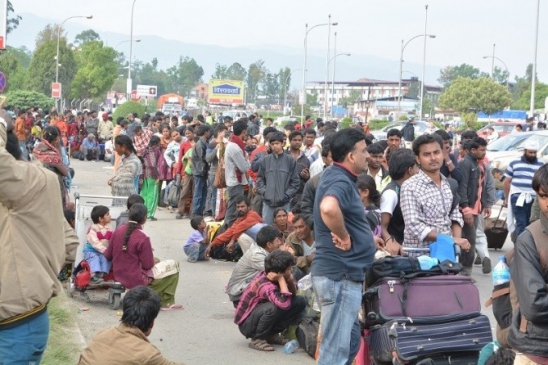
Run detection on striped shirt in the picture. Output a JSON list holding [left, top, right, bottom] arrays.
[[234, 271, 292, 325], [504, 156, 544, 195]]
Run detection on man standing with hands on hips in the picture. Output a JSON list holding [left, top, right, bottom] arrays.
[[311, 128, 376, 365]]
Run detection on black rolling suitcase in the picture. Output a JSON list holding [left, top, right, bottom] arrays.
[[485, 209, 507, 250], [369, 315, 492, 365]]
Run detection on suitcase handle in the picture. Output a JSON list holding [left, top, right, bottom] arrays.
[[492, 207, 506, 229]]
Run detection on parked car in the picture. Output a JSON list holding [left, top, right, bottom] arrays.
[[489, 131, 548, 172], [478, 122, 521, 139], [370, 120, 432, 142]]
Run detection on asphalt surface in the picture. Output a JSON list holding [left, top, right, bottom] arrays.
[[69, 159, 313, 364], [68, 159, 512, 364]]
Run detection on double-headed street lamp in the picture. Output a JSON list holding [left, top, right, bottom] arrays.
[[55, 14, 93, 108], [301, 19, 338, 125], [483, 55, 509, 89], [398, 33, 435, 113]]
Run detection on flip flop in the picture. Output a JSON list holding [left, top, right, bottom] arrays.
[[249, 339, 274, 352], [161, 303, 184, 311]]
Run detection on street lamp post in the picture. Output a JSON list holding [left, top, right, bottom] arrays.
[[283, 69, 301, 116], [418, 4, 430, 121], [330, 52, 351, 118], [323, 15, 332, 121], [301, 19, 337, 126], [127, 0, 138, 99], [530, 0, 540, 117], [483, 55, 509, 89], [397, 34, 435, 113], [114, 38, 141, 50], [55, 14, 93, 109], [491, 43, 496, 78]]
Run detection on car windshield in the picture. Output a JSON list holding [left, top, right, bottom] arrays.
[[520, 134, 548, 151], [383, 122, 403, 131], [487, 134, 528, 152]]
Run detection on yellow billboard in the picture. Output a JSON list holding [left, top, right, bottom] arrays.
[[208, 79, 245, 105]]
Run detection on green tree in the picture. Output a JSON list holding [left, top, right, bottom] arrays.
[[74, 29, 101, 46], [28, 36, 77, 98], [211, 63, 228, 79], [165, 56, 204, 96], [438, 63, 488, 88], [6, 90, 54, 110], [340, 90, 362, 106], [492, 66, 509, 86], [405, 78, 421, 98], [112, 101, 145, 121], [292, 92, 318, 115], [226, 62, 247, 81], [70, 41, 118, 99], [7, 1, 22, 35], [35, 24, 62, 49], [512, 82, 548, 110], [511, 64, 537, 106], [246, 60, 265, 103], [440, 77, 511, 122], [0, 46, 27, 92], [278, 67, 291, 104]]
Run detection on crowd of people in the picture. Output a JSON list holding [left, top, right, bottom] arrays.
[[2, 102, 548, 365]]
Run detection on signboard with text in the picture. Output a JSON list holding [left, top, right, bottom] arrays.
[[208, 79, 245, 105], [136, 84, 157, 97]]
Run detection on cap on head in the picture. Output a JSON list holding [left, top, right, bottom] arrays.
[[523, 140, 539, 151]]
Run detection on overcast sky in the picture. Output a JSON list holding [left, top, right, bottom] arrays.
[[11, 0, 548, 82]]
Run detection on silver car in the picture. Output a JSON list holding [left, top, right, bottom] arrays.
[[371, 120, 432, 142], [490, 131, 548, 172]]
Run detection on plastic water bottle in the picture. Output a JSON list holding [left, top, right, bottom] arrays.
[[297, 274, 312, 291], [417, 256, 439, 270], [284, 339, 299, 354], [492, 256, 510, 285]]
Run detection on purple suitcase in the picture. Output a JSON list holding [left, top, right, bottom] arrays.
[[363, 275, 480, 326]]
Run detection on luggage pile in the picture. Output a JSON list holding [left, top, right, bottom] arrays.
[[360, 256, 492, 365]]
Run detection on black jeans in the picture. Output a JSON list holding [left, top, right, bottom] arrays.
[[461, 215, 479, 274], [239, 296, 307, 340]]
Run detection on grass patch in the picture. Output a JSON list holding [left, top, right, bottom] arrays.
[[42, 292, 83, 365]]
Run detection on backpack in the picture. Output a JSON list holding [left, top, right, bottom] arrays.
[[364, 207, 381, 237], [296, 317, 320, 358], [485, 219, 548, 347]]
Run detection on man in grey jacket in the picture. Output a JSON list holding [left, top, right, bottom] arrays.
[[257, 131, 300, 225], [205, 124, 228, 217], [191, 124, 211, 217], [224, 119, 250, 227], [225, 226, 283, 306]]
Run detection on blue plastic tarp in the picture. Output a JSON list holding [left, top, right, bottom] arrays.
[[477, 110, 527, 120], [331, 106, 348, 117]]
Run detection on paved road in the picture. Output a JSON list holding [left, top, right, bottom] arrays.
[[69, 159, 511, 364], [69, 159, 313, 364]]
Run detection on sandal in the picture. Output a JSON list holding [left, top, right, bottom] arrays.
[[248, 339, 274, 352], [161, 303, 184, 311], [266, 334, 289, 346]]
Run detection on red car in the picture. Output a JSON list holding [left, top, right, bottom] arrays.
[[478, 122, 521, 139]]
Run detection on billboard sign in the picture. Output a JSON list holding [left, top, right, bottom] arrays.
[[137, 84, 157, 97], [51, 82, 62, 98], [208, 79, 244, 105]]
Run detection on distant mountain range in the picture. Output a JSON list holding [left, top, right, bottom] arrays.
[[9, 12, 442, 89]]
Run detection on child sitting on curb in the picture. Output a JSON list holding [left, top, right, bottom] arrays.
[[184, 216, 210, 262]]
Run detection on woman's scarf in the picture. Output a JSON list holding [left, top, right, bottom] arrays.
[[33, 140, 63, 166]]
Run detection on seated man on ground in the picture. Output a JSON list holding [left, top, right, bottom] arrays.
[[235, 250, 307, 352], [285, 214, 315, 281], [208, 196, 264, 255], [226, 225, 283, 307], [184, 216, 210, 263], [78, 286, 182, 365], [81, 133, 101, 161]]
